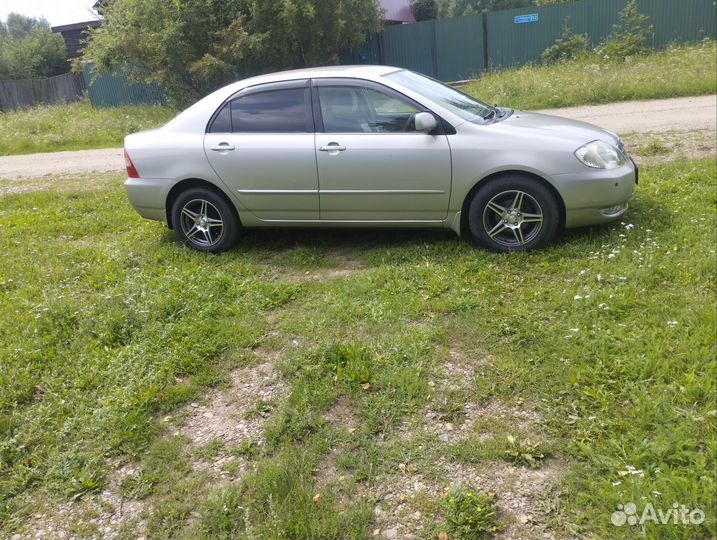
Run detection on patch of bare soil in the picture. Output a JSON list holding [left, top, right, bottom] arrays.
[[14, 357, 287, 540], [371, 472, 439, 540], [411, 348, 543, 443], [456, 460, 566, 540], [12, 466, 146, 540], [280, 253, 367, 283], [369, 460, 565, 540], [323, 396, 359, 432], [622, 128, 716, 164], [171, 358, 287, 476], [368, 348, 562, 540], [426, 399, 544, 445], [314, 397, 361, 499]]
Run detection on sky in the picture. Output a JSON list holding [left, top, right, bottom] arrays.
[[0, 0, 98, 27]]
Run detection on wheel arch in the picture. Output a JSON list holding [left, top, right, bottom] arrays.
[[460, 170, 566, 235], [165, 178, 241, 230]]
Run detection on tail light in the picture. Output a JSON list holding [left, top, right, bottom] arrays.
[[124, 149, 140, 178]]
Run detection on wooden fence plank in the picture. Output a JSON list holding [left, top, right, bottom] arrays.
[[0, 73, 86, 111]]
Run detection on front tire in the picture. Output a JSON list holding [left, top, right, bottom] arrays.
[[171, 188, 240, 253], [468, 175, 560, 252]]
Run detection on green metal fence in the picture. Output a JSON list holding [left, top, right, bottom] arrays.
[[487, 0, 716, 69], [435, 15, 486, 80], [344, 17, 486, 81], [344, 0, 715, 79], [83, 63, 165, 108]]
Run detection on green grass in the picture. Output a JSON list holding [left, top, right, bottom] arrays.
[[464, 40, 717, 109], [0, 100, 175, 156], [0, 158, 715, 539]]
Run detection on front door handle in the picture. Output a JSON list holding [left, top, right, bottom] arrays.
[[210, 143, 235, 152], [318, 144, 347, 152]]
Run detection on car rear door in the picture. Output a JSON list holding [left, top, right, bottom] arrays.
[[313, 78, 452, 221], [204, 80, 319, 220]]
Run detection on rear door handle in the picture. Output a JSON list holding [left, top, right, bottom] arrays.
[[318, 144, 346, 152], [210, 143, 235, 152]]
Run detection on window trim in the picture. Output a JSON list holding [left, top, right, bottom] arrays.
[[205, 79, 314, 134], [310, 78, 453, 135]]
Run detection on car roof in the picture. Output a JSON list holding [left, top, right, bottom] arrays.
[[236, 65, 402, 87]]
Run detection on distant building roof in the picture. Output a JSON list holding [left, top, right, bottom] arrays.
[[51, 20, 101, 33], [380, 0, 416, 24], [51, 20, 101, 59]]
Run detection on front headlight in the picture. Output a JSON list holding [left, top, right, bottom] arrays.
[[574, 140, 626, 169]]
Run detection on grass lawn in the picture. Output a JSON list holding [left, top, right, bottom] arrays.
[[0, 156, 714, 539], [0, 101, 175, 157], [465, 40, 717, 110], [0, 41, 714, 157]]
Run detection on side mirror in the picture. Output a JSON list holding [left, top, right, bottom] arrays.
[[414, 112, 438, 133]]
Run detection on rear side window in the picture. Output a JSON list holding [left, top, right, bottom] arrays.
[[231, 88, 308, 132], [207, 102, 231, 133]]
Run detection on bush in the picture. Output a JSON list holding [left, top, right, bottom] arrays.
[[412, 0, 437, 21], [599, 0, 654, 59], [542, 17, 590, 63]]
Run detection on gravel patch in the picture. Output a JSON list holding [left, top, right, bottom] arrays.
[[369, 459, 566, 540], [169, 357, 287, 481]]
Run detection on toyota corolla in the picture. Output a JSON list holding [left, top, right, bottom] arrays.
[[123, 65, 637, 252]]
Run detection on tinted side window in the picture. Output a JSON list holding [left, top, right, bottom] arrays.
[[208, 102, 231, 133], [231, 88, 308, 132]]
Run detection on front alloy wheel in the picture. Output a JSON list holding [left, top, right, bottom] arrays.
[[482, 190, 544, 248], [469, 175, 559, 251]]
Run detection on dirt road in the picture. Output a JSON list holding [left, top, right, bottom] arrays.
[[535, 95, 716, 134], [1, 95, 714, 179], [0, 147, 125, 180]]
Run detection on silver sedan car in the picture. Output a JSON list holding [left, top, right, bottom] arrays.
[[124, 65, 637, 252]]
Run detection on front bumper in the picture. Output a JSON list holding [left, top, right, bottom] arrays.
[[553, 161, 637, 228]]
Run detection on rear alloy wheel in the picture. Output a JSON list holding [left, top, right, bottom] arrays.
[[468, 175, 559, 252], [171, 188, 240, 253]]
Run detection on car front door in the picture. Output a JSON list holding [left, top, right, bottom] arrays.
[[313, 79, 452, 221], [204, 80, 319, 220]]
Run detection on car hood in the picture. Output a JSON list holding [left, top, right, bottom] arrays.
[[498, 111, 619, 145]]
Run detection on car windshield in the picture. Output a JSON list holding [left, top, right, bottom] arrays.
[[383, 69, 494, 124]]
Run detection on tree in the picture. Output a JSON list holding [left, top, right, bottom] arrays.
[[0, 14, 68, 80], [599, 0, 653, 58], [5, 13, 40, 39], [412, 0, 438, 21], [83, 0, 381, 108], [436, 0, 533, 18]]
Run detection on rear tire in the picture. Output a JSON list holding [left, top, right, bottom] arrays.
[[171, 187, 240, 253], [468, 175, 559, 252]]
